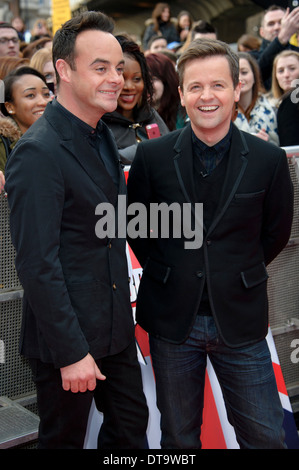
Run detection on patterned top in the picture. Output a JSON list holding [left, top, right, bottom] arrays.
[[234, 94, 279, 146]]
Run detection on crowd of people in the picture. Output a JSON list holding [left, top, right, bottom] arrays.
[[0, 3, 297, 450], [1, 2, 299, 189]]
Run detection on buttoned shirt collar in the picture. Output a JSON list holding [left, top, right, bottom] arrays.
[[52, 98, 103, 139], [192, 123, 233, 175]]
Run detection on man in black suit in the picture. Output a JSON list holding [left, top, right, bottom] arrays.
[[127, 39, 293, 448], [5, 11, 148, 449]]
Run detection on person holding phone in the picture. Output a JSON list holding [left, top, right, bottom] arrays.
[[102, 35, 168, 164], [251, 4, 299, 90]]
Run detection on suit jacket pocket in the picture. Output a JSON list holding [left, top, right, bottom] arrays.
[[66, 280, 103, 292], [233, 189, 265, 203], [241, 262, 269, 288], [66, 280, 110, 343], [143, 257, 171, 284]]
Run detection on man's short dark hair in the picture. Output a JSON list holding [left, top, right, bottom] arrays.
[[264, 4, 285, 15], [52, 11, 115, 84], [261, 4, 286, 27], [191, 20, 217, 40], [147, 34, 167, 49], [0, 23, 18, 34]]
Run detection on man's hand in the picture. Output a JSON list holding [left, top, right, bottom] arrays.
[[60, 353, 106, 393], [278, 7, 299, 45]]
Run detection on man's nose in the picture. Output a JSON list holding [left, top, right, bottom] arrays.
[[201, 86, 213, 99]]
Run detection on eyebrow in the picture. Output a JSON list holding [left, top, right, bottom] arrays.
[[188, 78, 228, 85], [22, 86, 49, 92], [90, 58, 125, 67]]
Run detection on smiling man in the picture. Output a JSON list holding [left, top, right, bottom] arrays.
[[127, 38, 293, 449], [5, 11, 148, 449]]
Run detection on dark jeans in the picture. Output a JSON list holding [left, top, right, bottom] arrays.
[[29, 340, 148, 449], [150, 315, 286, 449]]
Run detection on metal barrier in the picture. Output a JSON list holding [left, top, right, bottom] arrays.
[[267, 148, 299, 417], [0, 147, 299, 447], [0, 192, 38, 448]]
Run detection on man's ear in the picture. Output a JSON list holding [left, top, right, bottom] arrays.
[[178, 86, 185, 107], [234, 80, 242, 103], [55, 59, 72, 84]]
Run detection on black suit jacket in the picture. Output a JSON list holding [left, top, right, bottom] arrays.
[[5, 100, 134, 368], [127, 124, 293, 347]]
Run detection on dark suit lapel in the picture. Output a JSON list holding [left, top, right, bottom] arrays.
[[173, 125, 197, 204], [61, 131, 119, 205], [207, 125, 249, 235], [173, 123, 249, 236], [45, 102, 119, 205]]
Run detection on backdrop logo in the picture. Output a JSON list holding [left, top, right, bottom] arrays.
[[95, 196, 203, 249]]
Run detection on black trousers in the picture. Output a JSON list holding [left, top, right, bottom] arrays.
[[29, 340, 149, 449]]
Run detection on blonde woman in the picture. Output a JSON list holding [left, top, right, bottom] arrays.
[[270, 50, 299, 107], [30, 47, 56, 95]]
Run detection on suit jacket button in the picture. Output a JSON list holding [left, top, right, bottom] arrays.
[[196, 271, 203, 278], [112, 283, 117, 290], [206, 239, 212, 246]]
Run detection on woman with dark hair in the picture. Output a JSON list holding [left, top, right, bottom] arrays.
[[102, 35, 169, 164], [0, 66, 51, 173], [176, 10, 193, 45], [146, 52, 186, 130], [234, 52, 279, 145], [142, 3, 179, 51]]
